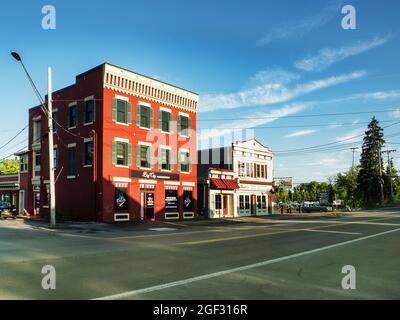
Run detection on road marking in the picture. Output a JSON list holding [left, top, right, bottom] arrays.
[[297, 229, 362, 235], [110, 228, 228, 240], [148, 228, 177, 231], [93, 227, 400, 300]]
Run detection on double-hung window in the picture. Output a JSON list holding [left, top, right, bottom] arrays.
[[136, 144, 153, 169], [178, 114, 190, 137], [67, 144, 76, 178], [112, 139, 132, 167], [83, 140, 93, 166], [52, 111, 59, 132], [159, 147, 172, 171], [112, 98, 132, 125], [136, 104, 153, 129], [68, 104, 78, 128], [159, 109, 172, 133], [84, 98, 95, 124], [33, 119, 41, 145], [178, 150, 191, 173]]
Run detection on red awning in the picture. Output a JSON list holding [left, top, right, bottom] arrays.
[[210, 178, 240, 190], [223, 179, 240, 190], [210, 178, 227, 189]]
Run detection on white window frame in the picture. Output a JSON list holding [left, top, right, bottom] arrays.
[[159, 107, 172, 134], [159, 145, 172, 172], [178, 112, 190, 138], [114, 137, 130, 168]]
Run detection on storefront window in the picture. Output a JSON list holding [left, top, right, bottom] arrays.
[[239, 195, 244, 210], [245, 195, 250, 210], [115, 187, 128, 212], [262, 196, 267, 209], [183, 190, 193, 211], [165, 190, 178, 212], [215, 194, 222, 210], [257, 195, 262, 209]]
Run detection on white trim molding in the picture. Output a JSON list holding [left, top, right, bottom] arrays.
[[103, 64, 198, 113]]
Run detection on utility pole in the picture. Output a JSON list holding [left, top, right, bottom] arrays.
[[350, 147, 359, 168], [382, 149, 396, 198], [377, 141, 384, 206], [48, 67, 56, 227], [11, 52, 56, 226]]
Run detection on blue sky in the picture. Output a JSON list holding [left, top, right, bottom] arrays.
[[1, 0, 400, 183]]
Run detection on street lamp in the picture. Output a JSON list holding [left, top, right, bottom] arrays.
[[11, 51, 56, 227]]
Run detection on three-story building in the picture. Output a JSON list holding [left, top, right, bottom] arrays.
[[26, 63, 199, 223]]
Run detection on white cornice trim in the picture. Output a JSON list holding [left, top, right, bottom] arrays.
[[104, 64, 198, 113]]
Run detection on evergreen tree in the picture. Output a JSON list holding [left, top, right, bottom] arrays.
[[357, 117, 385, 208]]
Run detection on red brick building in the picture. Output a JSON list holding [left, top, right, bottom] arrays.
[[25, 63, 199, 223]]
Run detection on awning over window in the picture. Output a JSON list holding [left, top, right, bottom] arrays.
[[223, 179, 240, 190], [210, 178, 240, 190]]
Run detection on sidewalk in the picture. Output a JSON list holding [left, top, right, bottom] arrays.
[[16, 211, 349, 232]]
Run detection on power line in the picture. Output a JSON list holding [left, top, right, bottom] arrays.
[[0, 125, 28, 150], [197, 108, 400, 122], [198, 119, 400, 130], [274, 121, 400, 154]]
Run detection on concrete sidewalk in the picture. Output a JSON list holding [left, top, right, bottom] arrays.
[[13, 211, 351, 233]]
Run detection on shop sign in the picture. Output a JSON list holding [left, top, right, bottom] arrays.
[[131, 170, 179, 181]]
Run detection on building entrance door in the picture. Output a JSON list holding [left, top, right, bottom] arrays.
[[251, 195, 256, 215], [223, 195, 228, 217], [34, 192, 40, 216], [145, 192, 155, 221]]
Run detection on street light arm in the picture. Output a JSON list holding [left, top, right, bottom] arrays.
[[11, 51, 49, 115]]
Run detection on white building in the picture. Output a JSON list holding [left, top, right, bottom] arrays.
[[198, 138, 276, 218]]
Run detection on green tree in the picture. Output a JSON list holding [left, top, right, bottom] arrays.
[[0, 158, 20, 175], [335, 168, 359, 207], [384, 159, 399, 201], [357, 117, 385, 208]]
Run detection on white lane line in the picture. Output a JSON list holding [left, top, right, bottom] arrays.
[[298, 229, 362, 235], [93, 227, 400, 300], [148, 228, 177, 231]]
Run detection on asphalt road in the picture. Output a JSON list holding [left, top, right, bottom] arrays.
[[0, 209, 399, 300]]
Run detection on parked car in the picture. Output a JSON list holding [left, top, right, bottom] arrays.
[[0, 201, 17, 220], [301, 202, 332, 213]]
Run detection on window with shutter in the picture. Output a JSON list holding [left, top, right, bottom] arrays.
[[178, 115, 190, 137], [138, 105, 152, 129]]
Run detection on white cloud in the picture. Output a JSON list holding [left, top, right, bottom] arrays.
[[198, 103, 308, 141], [295, 35, 391, 72], [250, 69, 300, 85], [257, 3, 341, 46], [285, 129, 318, 138], [200, 71, 366, 112]]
